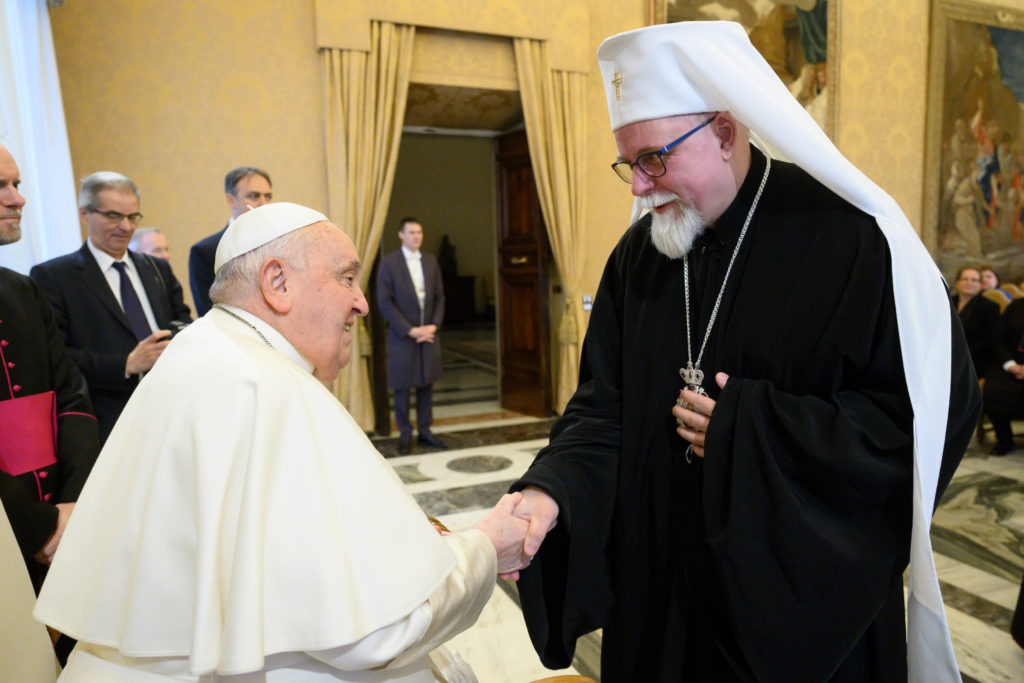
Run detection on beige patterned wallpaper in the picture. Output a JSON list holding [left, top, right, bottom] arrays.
[[835, 0, 931, 231]]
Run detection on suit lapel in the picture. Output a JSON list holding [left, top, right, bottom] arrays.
[[132, 251, 168, 326], [75, 244, 135, 335]]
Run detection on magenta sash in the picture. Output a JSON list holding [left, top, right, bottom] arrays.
[[0, 391, 57, 476]]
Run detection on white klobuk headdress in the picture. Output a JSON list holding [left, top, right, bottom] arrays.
[[599, 22, 958, 682]]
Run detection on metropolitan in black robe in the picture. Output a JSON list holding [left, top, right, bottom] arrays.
[[0, 267, 99, 585], [511, 149, 979, 681]]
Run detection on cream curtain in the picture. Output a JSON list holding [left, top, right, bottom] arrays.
[[321, 22, 415, 430], [514, 39, 588, 413]]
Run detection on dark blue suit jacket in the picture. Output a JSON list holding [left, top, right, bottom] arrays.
[[376, 249, 444, 390], [188, 225, 226, 317], [30, 243, 191, 442]]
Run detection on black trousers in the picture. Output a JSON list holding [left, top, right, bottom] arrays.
[[394, 384, 434, 439]]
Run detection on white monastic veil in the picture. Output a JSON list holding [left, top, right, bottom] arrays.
[[602, 22, 959, 682]]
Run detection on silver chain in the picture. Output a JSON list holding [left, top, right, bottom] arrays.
[[214, 305, 274, 349], [684, 156, 771, 376]]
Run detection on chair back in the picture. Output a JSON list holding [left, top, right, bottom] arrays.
[[983, 288, 1011, 312], [1003, 282, 1024, 299]]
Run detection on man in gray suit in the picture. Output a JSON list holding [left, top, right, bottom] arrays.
[[376, 217, 446, 454]]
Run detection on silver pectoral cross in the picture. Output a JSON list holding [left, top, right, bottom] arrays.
[[676, 362, 708, 427], [679, 362, 707, 396]]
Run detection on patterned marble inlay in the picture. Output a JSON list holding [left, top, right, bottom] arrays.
[[374, 418, 556, 457], [393, 463, 433, 485], [446, 455, 513, 473], [932, 472, 1024, 582], [939, 579, 1014, 632], [413, 479, 517, 516]]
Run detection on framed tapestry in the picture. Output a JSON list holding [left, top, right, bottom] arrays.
[[924, 0, 1024, 283]]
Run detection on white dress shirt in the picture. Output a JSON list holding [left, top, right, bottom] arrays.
[[86, 238, 158, 334], [402, 246, 426, 320]]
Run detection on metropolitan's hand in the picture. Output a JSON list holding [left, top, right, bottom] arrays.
[[672, 372, 729, 458], [125, 330, 172, 374], [34, 502, 74, 565], [473, 493, 531, 575]]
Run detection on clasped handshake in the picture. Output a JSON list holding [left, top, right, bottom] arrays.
[[470, 486, 559, 579]]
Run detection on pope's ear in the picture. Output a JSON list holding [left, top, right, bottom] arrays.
[[259, 257, 293, 313]]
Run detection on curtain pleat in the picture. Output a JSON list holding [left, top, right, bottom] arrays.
[[514, 39, 588, 413], [321, 21, 415, 430]]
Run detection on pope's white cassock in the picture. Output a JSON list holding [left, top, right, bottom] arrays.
[[33, 304, 495, 681]]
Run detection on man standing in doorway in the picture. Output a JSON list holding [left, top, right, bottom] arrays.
[[189, 167, 272, 316], [377, 217, 447, 455]]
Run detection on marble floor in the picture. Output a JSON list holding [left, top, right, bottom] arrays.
[[374, 419, 1024, 682]]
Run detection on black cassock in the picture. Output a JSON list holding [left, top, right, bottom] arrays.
[[512, 149, 979, 682], [0, 267, 99, 583]]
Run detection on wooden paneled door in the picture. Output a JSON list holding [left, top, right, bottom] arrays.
[[496, 130, 552, 416]]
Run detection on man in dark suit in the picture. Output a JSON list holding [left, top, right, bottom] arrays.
[[377, 217, 446, 454], [188, 167, 272, 316], [30, 172, 191, 444]]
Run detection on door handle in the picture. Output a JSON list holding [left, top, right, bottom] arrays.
[[509, 256, 528, 265]]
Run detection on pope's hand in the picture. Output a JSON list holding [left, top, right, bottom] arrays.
[[473, 493, 531, 576]]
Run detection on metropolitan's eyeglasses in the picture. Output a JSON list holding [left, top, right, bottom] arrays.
[[87, 207, 144, 225], [611, 115, 716, 183]]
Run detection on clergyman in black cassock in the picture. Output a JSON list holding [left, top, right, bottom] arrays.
[[0, 268, 99, 583], [507, 22, 979, 682]]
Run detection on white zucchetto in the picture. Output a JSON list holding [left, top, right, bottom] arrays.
[[214, 202, 328, 272]]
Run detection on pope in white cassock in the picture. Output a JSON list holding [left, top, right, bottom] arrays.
[[33, 203, 530, 681]]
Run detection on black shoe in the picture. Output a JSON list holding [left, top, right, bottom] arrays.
[[397, 437, 412, 455], [417, 434, 448, 450], [990, 442, 1013, 456]]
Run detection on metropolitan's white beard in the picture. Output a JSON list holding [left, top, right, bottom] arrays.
[[641, 191, 708, 259]]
